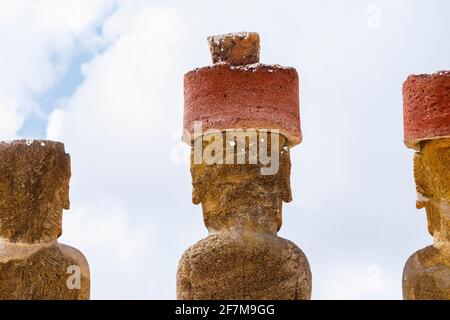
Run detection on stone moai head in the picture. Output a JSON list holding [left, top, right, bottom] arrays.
[[183, 32, 302, 234], [403, 71, 450, 238], [0, 140, 71, 243]]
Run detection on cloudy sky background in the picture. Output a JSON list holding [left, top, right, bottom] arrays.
[[1, 0, 449, 299]]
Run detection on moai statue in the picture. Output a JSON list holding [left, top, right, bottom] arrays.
[[0, 140, 90, 300], [402, 71, 450, 300], [177, 32, 312, 299]]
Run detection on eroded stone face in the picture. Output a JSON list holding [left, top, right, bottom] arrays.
[[414, 139, 450, 236], [0, 140, 90, 300], [177, 133, 312, 300], [0, 140, 70, 243], [403, 138, 450, 300], [191, 133, 291, 233]]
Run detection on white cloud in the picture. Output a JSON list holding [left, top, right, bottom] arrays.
[[50, 3, 187, 299], [46, 108, 65, 140], [62, 202, 145, 262], [50, 6, 183, 140], [0, 0, 113, 139], [60, 199, 161, 299], [0, 93, 24, 139]]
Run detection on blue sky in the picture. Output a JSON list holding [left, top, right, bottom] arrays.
[[18, 51, 89, 137], [1, 0, 449, 299]]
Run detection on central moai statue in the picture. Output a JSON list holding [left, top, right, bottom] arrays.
[[402, 71, 450, 300], [177, 32, 312, 299], [0, 140, 90, 300]]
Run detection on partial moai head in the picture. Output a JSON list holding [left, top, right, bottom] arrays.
[[184, 31, 302, 234], [0, 140, 71, 243], [403, 71, 450, 241], [414, 139, 450, 237]]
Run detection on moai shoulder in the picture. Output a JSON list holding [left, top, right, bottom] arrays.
[[0, 140, 90, 300]]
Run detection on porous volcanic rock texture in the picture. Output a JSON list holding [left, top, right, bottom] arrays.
[[183, 63, 301, 146], [402, 70, 450, 300], [402, 138, 450, 300], [0, 140, 90, 300], [177, 133, 312, 299], [177, 232, 311, 299], [0, 243, 90, 300], [179, 32, 310, 300], [403, 71, 450, 149], [0, 140, 70, 243], [403, 245, 450, 300], [208, 32, 260, 65]]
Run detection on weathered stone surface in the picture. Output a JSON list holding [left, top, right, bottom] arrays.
[[177, 134, 312, 300], [179, 33, 310, 300], [403, 71, 450, 150], [183, 63, 301, 146], [0, 139, 90, 300], [177, 233, 311, 300], [207, 32, 260, 65], [0, 242, 90, 300], [403, 245, 450, 300], [191, 133, 291, 232], [0, 140, 70, 243], [414, 139, 450, 205], [403, 138, 450, 300]]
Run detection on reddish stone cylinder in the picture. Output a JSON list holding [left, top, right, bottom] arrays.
[[183, 63, 302, 146], [403, 71, 450, 149]]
